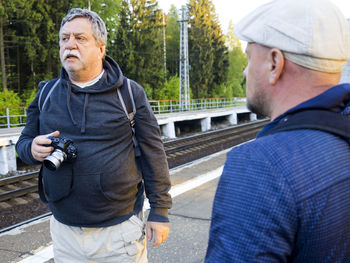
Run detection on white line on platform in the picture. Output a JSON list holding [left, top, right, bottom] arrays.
[[143, 166, 223, 210], [169, 166, 223, 198], [17, 156, 227, 263], [18, 245, 53, 263]]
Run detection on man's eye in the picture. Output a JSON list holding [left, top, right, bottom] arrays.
[[76, 36, 85, 42]]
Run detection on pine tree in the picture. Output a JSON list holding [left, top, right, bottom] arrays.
[[188, 0, 228, 98], [113, 0, 164, 99], [225, 21, 247, 97], [0, 0, 51, 92], [226, 20, 241, 51], [113, 0, 136, 75], [165, 5, 180, 77]]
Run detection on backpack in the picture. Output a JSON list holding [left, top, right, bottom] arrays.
[[261, 109, 350, 141], [38, 77, 140, 156]]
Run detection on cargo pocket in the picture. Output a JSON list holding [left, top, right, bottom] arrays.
[[42, 164, 73, 202], [121, 215, 146, 256]]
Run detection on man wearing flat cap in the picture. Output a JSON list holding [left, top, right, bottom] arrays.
[[206, 0, 350, 262]]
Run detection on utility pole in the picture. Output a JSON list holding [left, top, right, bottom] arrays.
[[179, 5, 190, 111]]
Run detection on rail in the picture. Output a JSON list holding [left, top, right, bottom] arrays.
[[0, 97, 246, 128]]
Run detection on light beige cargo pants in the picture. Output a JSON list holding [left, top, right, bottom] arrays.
[[50, 214, 147, 263]]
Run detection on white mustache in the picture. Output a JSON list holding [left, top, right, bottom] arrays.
[[63, 49, 81, 60]]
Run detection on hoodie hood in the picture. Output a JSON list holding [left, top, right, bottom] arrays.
[[58, 56, 124, 133], [60, 55, 124, 94]]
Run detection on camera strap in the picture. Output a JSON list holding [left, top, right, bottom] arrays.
[[260, 109, 350, 142]]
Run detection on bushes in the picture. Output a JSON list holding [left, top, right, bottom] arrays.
[[162, 75, 179, 100], [22, 88, 37, 107], [0, 89, 24, 127]]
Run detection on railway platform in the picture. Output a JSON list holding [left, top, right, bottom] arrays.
[[0, 148, 231, 263]]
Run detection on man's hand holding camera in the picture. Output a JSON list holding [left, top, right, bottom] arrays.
[[31, 130, 60, 162]]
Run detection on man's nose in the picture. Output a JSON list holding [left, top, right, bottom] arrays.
[[65, 35, 77, 48]]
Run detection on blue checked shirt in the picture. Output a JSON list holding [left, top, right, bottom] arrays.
[[206, 84, 350, 262]]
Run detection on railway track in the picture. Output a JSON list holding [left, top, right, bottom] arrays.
[[0, 120, 268, 204], [165, 119, 268, 167], [0, 119, 268, 231], [0, 171, 38, 203]]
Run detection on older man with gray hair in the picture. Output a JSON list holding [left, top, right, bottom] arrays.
[[206, 0, 350, 262], [16, 8, 172, 262]]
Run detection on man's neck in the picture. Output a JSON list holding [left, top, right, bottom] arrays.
[[270, 84, 338, 120], [70, 69, 105, 88], [69, 67, 103, 84]]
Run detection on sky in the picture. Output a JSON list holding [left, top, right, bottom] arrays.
[[158, 0, 350, 33]]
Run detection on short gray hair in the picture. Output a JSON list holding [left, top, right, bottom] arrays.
[[60, 8, 107, 46]]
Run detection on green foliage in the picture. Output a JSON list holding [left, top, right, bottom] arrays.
[[188, 0, 229, 99], [142, 83, 153, 99], [0, 89, 22, 126], [114, 0, 165, 100], [226, 20, 241, 51], [161, 75, 179, 100], [0, 0, 121, 94], [0, 0, 244, 105], [211, 83, 233, 98], [226, 47, 247, 97], [0, 89, 21, 107], [165, 5, 180, 76], [22, 88, 37, 107], [222, 21, 247, 97]]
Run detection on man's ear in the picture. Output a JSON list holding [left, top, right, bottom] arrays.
[[268, 48, 284, 85], [99, 44, 106, 60]]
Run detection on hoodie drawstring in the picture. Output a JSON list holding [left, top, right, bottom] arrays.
[[81, 93, 89, 134], [67, 82, 78, 126], [66, 83, 90, 134]]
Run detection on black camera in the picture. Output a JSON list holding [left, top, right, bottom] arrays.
[[43, 136, 77, 171]]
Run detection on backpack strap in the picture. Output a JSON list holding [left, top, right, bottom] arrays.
[[117, 77, 136, 129], [262, 109, 350, 140], [38, 78, 60, 112], [117, 77, 141, 157]]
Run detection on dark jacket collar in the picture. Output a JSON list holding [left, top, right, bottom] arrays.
[[258, 84, 350, 137]]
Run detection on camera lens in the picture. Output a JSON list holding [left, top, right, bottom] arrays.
[[43, 149, 66, 171]]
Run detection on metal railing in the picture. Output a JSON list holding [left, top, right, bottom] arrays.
[[0, 98, 246, 128], [149, 97, 246, 114], [0, 107, 28, 128]]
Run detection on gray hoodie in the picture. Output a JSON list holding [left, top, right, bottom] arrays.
[[16, 56, 172, 227]]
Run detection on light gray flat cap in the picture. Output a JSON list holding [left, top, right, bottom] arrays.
[[235, 0, 350, 73]]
